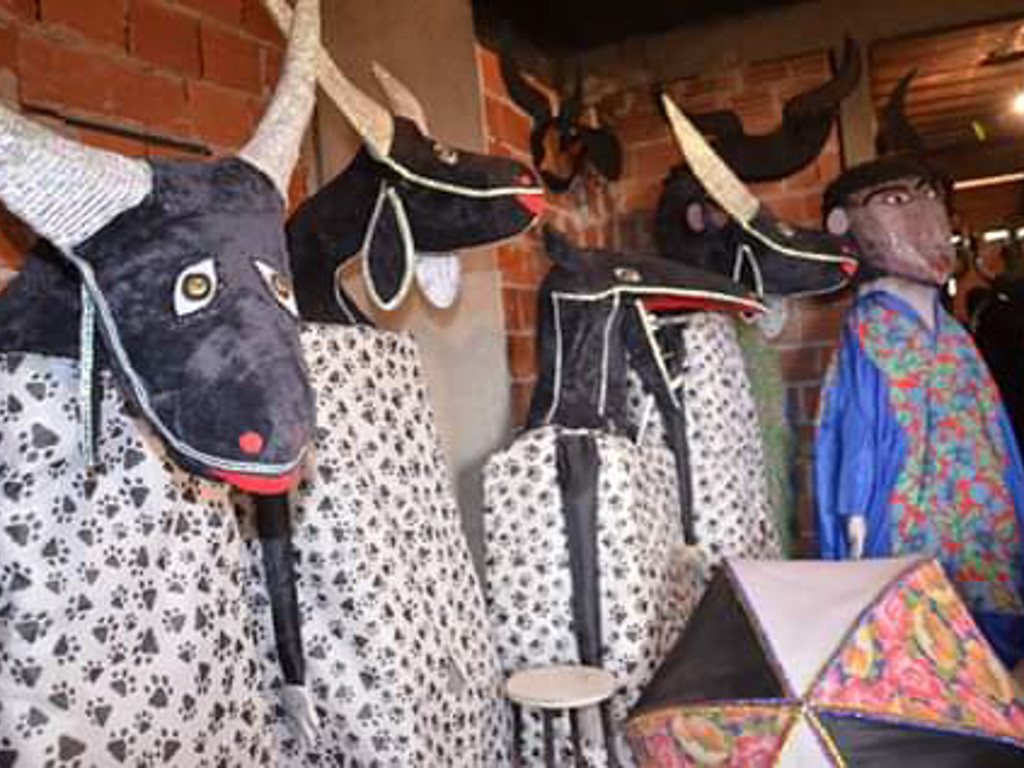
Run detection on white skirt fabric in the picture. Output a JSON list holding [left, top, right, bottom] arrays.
[[244, 325, 510, 767], [628, 313, 782, 567], [0, 353, 276, 767], [482, 425, 704, 767]]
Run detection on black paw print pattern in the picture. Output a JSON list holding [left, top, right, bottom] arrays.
[[482, 424, 706, 767], [240, 326, 510, 767], [625, 314, 782, 567], [0, 357, 275, 765]]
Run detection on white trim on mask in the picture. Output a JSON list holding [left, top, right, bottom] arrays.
[[732, 243, 765, 299], [597, 293, 621, 419], [549, 284, 765, 314], [374, 151, 544, 199], [636, 303, 680, 411], [635, 393, 657, 446], [361, 184, 417, 312], [62, 252, 305, 477], [332, 262, 362, 324]]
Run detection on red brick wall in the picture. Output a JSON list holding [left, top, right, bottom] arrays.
[[478, 44, 852, 551], [0, 0, 305, 278], [476, 44, 615, 427]]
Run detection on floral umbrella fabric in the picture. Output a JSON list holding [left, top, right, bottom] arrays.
[[628, 556, 1024, 767]]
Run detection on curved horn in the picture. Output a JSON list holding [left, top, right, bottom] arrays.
[[499, 42, 552, 124], [262, 0, 395, 158], [371, 62, 429, 134], [661, 94, 759, 225], [0, 104, 151, 250], [240, 0, 320, 197], [684, 37, 861, 182], [785, 37, 862, 120], [877, 70, 925, 155], [560, 62, 584, 126]]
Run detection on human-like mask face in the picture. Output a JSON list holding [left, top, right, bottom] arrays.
[[835, 176, 954, 285]]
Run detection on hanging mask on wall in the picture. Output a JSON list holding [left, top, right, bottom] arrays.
[[499, 42, 622, 192]]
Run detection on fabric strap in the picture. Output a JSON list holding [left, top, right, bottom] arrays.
[[78, 284, 98, 468]]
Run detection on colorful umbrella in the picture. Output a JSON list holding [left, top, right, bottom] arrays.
[[628, 556, 1024, 766]]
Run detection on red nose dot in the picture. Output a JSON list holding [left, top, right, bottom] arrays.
[[239, 431, 264, 455], [841, 261, 859, 276]]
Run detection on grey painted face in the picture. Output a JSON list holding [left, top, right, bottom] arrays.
[[841, 176, 955, 285]]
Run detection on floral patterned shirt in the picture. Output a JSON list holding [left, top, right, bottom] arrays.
[[816, 288, 1024, 666]]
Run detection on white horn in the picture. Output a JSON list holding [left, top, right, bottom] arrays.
[[661, 94, 759, 226], [240, 0, 320, 198], [0, 104, 151, 250], [371, 62, 428, 134], [262, 0, 395, 158]]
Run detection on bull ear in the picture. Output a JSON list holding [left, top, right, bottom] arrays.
[[685, 202, 707, 233], [239, 0, 319, 198], [372, 62, 429, 135], [261, 0, 395, 158], [0, 104, 152, 250], [826, 207, 851, 236], [362, 186, 416, 311]]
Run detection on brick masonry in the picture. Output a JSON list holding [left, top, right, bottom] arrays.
[[0, 0, 306, 278], [477, 44, 853, 552]]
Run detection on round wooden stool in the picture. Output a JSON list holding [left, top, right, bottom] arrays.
[[505, 664, 617, 767]]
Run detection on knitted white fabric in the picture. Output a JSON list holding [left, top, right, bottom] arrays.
[[262, 0, 395, 158], [239, 0, 320, 198], [0, 105, 151, 251]]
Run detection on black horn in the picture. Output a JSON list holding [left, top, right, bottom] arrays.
[[876, 69, 925, 156], [685, 37, 861, 182]]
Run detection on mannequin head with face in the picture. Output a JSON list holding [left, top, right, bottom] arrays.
[[823, 158, 954, 287]]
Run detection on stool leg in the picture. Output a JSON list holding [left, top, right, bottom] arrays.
[[543, 710, 556, 768], [599, 701, 620, 768], [511, 703, 523, 766], [569, 709, 585, 768]]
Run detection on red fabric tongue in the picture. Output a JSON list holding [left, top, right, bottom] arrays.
[[517, 193, 546, 216], [643, 296, 756, 313], [212, 467, 302, 495]]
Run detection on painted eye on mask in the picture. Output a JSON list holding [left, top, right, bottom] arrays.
[[881, 191, 912, 206], [255, 261, 299, 318], [614, 266, 642, 284], [433, 142, 459, 166], [174, 257, 218, 317]]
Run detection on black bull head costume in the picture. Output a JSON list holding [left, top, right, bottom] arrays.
[[283, 15, 545, 322], [0, 0, 321, 492], [659, 82, 861, 297], [234, 0, 546, 742], [520, 94, 858, 759]]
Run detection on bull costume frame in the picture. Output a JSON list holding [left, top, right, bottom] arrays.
[[481, 50, 861, 760], [0, 0, 322, 763]]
